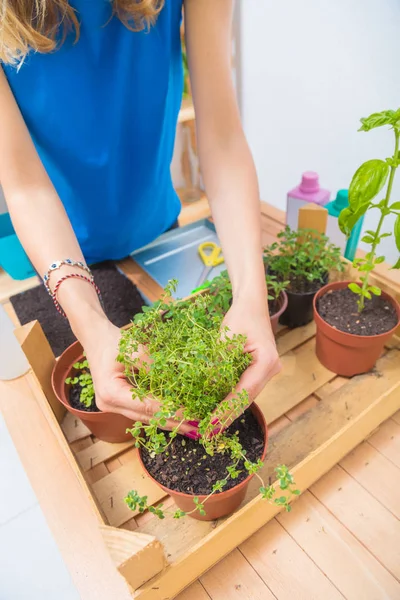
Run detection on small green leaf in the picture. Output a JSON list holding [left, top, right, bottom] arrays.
[[361, 235, 375, 244], [339, 206, 368, 236], [390, 202, 400, 210], [348, 283, 362, 294], [395, 215, 400, 253], [375, 256, 385, 264], [369, 286, 381, 296]]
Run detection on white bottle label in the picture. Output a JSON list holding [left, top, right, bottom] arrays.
[[325, 214, 347, 255], [286, 196, 309, 230]]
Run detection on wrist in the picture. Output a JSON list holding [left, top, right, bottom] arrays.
[[231, 261, 267, 309], [55, 278, 108, 344], [70, 305, 111, 351]]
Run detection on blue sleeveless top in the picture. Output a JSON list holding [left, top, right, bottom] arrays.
[[3, 0, 183, 263]]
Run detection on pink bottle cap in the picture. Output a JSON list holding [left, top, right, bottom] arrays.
[[299, 171, 320, 193]]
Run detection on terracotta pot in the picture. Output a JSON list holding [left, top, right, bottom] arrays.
[[313, 281, 400, 377], [279, 273, 329, 329], [270, 291, 288, 335], [52, 341, 133, 443], [138, 403, 268, 521]]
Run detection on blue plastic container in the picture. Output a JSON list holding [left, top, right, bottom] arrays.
[[0, 213, 35, 280]]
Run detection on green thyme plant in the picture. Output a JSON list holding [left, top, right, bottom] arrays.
[[206, 269, 289, 318], [339, 108, 400, 311], [65, 357, 95, 408], [125, 464, 300, 520], [119, 281, 299, 519], [263, 226, 344, 291]]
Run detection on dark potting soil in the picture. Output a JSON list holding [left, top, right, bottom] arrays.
[[10, 262, 145, 356], [69, 382, 100, 413], [317, 287, 398, 336], [141, 408, 264, 496]]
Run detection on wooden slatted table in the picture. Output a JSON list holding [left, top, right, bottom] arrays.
[[0, 201, 399, 600]]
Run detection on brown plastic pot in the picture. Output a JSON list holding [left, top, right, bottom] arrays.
[[138, 403, 268, 521], [52, 341, 133, 443], [270, 291, 288, 335], [313, 281, 400, 377]]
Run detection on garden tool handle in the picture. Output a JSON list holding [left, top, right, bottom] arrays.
[[198, 242, 224, 267]]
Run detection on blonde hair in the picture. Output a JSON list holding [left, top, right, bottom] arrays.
[[0, 0, 164, 65]]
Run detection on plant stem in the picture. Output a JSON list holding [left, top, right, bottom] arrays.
[[359, 129, 400, 310]]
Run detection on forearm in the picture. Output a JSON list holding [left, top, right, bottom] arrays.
[[6, 185, 105, 339], [199, 133, 266, 306], [0, 70, 106, 342], [184, 0, 266, 308]]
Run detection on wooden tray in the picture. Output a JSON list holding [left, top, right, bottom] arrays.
[[14, 261, 400, 600]]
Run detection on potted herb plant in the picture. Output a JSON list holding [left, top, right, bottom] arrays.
[[51, 342, 133, 443], [313, 108, 400, 377], [119, 282, 299, 521], [206, 270, 288, 335], [263, 227, 344, 328]]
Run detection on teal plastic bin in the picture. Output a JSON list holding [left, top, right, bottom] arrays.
[[0, 213, 35, 280]]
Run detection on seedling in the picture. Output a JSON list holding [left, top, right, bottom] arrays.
[[263, 226, 344, 290], [65, 357, 95, 408], [339, 108, 400, 311], [206, 269, 289, 317], [119, 281, 299, 519]]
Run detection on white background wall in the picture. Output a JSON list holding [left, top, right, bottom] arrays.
[[239, 0, 400, 265]]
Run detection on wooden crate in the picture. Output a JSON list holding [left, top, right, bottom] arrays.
[[14, 260, 400, 600]]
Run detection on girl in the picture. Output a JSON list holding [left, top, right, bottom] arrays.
[[0, 0, 280, 433]]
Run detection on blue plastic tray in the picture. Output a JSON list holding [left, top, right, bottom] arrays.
[[131, 219, 225, 299]]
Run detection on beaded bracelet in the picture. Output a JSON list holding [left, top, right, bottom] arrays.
[[43, 259, 92, 295], [52, 272, 102, 318]]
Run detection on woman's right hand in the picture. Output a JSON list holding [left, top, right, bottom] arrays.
[[81, 317, 197, 436]]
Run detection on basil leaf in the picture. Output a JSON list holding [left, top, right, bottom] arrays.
[[339, 205, 368, 236], [349, 159, 389, 211], [395, 214, 400, 253], [358, 109, 400, 132]]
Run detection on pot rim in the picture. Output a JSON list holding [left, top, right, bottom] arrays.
[[137, 402, 268, 503], [51, 340, 103, 417], [266, 266, 328, 298], [270, 290, 288, 319], [313, 280, 400, 341]]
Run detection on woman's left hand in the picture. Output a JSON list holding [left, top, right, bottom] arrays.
[[212, 296, 281, 431]]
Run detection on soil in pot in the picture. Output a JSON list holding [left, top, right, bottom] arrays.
[[313, 281, 400, 377], [141, 408, 264, 496], [52, 341, 133, 443], [317, 287, 398, 336], [279, 274, 328, 329], [69, 382, 100, 413]]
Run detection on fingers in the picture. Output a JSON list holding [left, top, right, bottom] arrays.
[[236, 349, 282, 401], [210, 348, 282, 432], [96, 375, 197, 435]]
